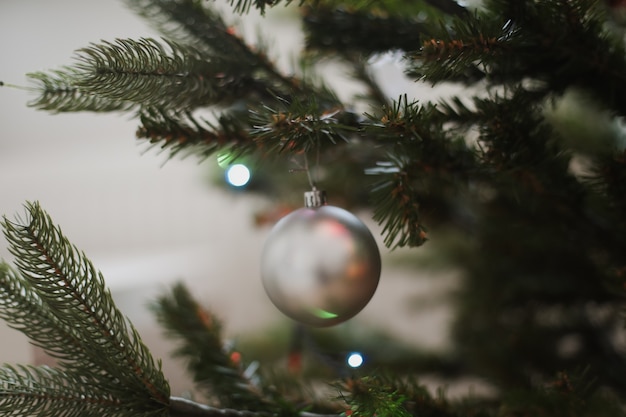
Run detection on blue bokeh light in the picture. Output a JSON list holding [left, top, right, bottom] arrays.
[[346, 352, 364, 368]]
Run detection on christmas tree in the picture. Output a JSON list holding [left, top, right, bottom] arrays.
[[1, 0, 626, 416]]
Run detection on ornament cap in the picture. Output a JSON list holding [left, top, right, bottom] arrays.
[[304, 188, 327, 208]]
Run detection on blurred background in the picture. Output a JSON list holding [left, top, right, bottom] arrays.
[[0, 0, 460, 395]]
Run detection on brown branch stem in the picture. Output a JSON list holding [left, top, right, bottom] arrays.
[[169, 397, 341, 417]]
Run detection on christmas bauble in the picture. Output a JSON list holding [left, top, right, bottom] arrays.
[[261, 190, 381, 327]]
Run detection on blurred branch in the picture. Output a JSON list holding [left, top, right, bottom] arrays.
[[170, 397, 341, 417]]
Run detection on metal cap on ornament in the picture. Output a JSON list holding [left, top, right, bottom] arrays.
[[304, 187, 327, 208]]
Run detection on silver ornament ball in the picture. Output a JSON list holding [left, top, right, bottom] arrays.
[[261, 202, 381, 327]]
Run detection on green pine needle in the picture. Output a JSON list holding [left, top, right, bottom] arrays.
[[137, 109, 255, 161], [303, 6, 426, 55], [249, 96, 353, 155], [27, 68, 133, 113], [73, 38, 237, 109], [123, 0, 234, 55], [28, 37, 265, 112], [339, 374, 459, 417], [150, 282, 267, 411], [365, 97, 472, 248], [0, 202, 170, 409], [339, 376, 411, 417], [0, 365, 126, 417], [0, 263, 99, 370]]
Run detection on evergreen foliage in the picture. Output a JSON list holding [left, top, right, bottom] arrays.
[[0, 203, 169, 417], [1, 0, 626, 416], [150, 283, 271, 411]]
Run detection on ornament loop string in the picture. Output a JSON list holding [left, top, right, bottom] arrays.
[[303, 152, 316, 190], [304, 141, 322, 190]]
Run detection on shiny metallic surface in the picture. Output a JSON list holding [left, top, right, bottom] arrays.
[[304, 188, 327, 208], [261, 205, 381, 327]]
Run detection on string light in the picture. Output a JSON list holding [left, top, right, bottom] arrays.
[[226, 164, 251, 187], [346, 352, 364, 368]]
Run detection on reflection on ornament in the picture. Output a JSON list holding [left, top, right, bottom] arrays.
[[261, 189, 381, 327]]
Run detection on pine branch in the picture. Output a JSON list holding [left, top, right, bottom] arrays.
[[370, 166, 428, 249], [124, 0, 306, 99], [75, 38, 259, 109], [249, 96, 357, 155], [303, 6, 426, 55], [27, 68, 133, 113], [338, 376, 411, 417], [136, 109, 255, 160], [365, 97, 474, 248], [412, 0, 626, 115], [128, 0, 301, 100], [2, 202, 170, 406], [151, 283, 267, 411], [29, 37, 278, 113], [338, 374, 458, 417], [409, 11, 506, 84], [0, 263, 104, 372], [123, 0, 235, 55], [0, 365, 129, 417]]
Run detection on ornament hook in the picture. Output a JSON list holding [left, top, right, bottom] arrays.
[[304, 188, 327, 208]]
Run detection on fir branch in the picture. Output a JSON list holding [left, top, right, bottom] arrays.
[[2, 202, 170, 406], [73, 38, 256, 109], [124, 0, 304, 98], [137, 109, 255, 160], [412, 0, 626, 115], [0, 263, 104, 372], [409, 11, 507, 84], [303, 6, 426, 55], [124, 0, 242, 59], [370, 160, 429, 249], [28, 38, 253, 112], [338, 374, 457, 417], [150, 283, 266, 411], [249, 97, 357, 155], [500, 0, 626, 116], [0, 365, 127, 417], [338, 376, 411, 417], [30, 36, 281, 113], [472, 91, 565, 172], [27, 68, 133, 113], [365, 97, 474, 248], [29, 1, 341, 117], [125, 0, 347, 109]]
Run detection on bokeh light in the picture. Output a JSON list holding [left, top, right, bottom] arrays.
[[226, 164, 251, 187], [346, 352, 364, 368]]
